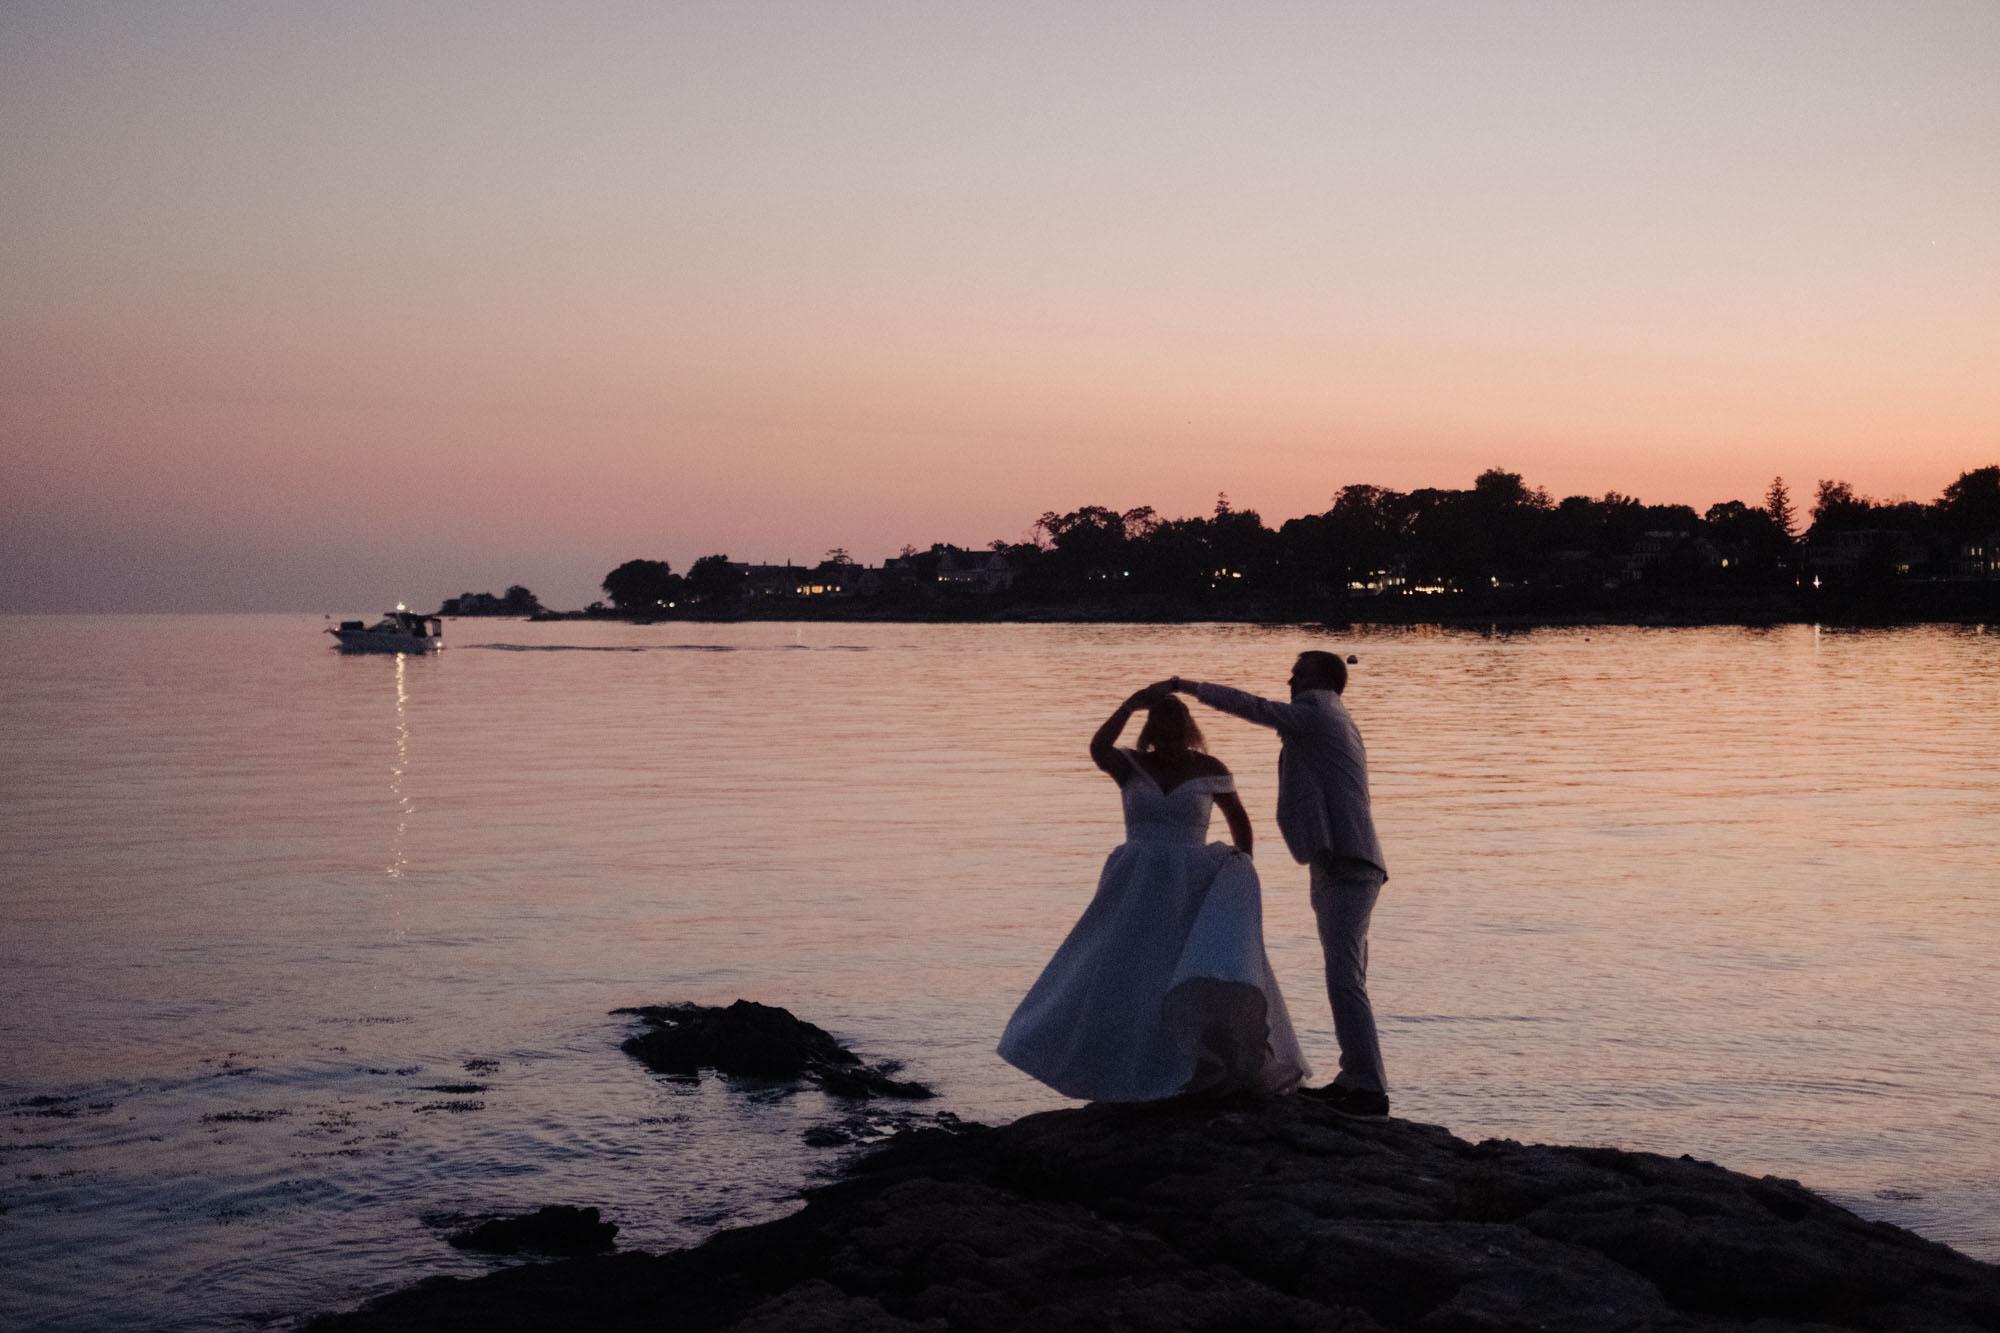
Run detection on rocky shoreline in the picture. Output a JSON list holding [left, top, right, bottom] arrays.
[[312, 1094, 2000, 1331]]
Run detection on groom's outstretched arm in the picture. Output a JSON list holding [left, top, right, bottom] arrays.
[[1169, 678, 1318, 734]]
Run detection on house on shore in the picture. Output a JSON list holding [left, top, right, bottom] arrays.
[[1806, 529, 1931, 581], [1949, 531, 2000, 580], [1618, 530, 1726, 583], [935, 547, 1017, 594], [730, 562, 813, 599], [699, 548, 1018, 601]]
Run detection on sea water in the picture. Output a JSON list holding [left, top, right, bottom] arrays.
[[3, 615, 1996, 1330]]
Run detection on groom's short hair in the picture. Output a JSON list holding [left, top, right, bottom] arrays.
[[1295, 650, 1348, 694]]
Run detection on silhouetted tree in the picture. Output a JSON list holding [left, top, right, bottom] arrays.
[[1465, 468, 1554, 583], [501, 584, 542, 614], [1132, 515, 1214, 596], [1764, 477, 1797, 540], [1471, 467, 1548, 509], [1283, 484, 1407, 590], [1702, 501, 1788, 567], [686, 554, 744, 605], [1576, 496, 1656, 556], [1938, 465, 2000, 539], [1546, 494, 1601, 550], [1001, 541, 1057, 598], [1204, 495, 1278, 588], [600, 559, 678, 612], [1035, 505, 1146, 586], [1704, 499, 1752, 530], [1810, 480, 1873, 535], [1872, 498, 1931, 534]]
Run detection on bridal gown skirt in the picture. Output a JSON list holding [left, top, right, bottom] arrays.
[[999, 838, 1309, 1102]]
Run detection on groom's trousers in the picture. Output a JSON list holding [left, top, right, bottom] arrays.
[[1309, 853, 1388, 1093]]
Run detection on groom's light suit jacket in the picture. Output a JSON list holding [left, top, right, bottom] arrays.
[[1191, 684, 1387, 878]]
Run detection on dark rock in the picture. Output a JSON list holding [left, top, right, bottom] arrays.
[[811, 1063, 936, 1101], [446, 1206, 619, 1257], [804, 1110, 972, 1152], [312, 1096, 2000, 1331], [801, 1125, 855, 1149], [614, 1001, 935, 1100]]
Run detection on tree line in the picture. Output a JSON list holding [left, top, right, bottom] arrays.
[[591, 464, 1999, 613]]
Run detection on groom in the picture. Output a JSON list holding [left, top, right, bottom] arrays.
[[1158, 652, 1390, 1116]]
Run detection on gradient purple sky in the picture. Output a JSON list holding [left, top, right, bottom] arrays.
[[4, 2, 1997, 611]]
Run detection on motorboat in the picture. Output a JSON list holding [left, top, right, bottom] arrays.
[[328, 606, 445, 653]]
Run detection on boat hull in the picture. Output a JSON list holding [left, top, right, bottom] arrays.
[[330, 631, 443, 654]]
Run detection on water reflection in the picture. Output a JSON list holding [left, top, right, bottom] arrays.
[[2, 616, 1996, 1332], [388, 653, 411, 879]]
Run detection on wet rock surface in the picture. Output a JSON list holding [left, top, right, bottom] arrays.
[[444, 1205, 619, 1257], [803, 1108, 973, 1151], [312, 1095, 2000, 1331], [615, 1000, 936, 1100]]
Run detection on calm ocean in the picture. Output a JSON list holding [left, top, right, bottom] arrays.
[[3, 615, 1997, 1330]]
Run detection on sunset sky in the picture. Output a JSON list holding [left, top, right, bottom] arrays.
[[4, 2, 1996, 611]]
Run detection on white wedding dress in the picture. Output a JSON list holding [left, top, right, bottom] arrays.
[[998, 750, 1309, 1101]]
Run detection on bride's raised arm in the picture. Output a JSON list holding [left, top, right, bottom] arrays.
[[1088, 687, 1161, 784]]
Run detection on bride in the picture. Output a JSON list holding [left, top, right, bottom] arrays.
[[999, 685, 1308, 1101]]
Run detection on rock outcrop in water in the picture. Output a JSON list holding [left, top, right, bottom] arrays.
[[445, 1205, 619, 1257], [313, 1094, 2000, 1332], [615, 1000, 936, 1100]]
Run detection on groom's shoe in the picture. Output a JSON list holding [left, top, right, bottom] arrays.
[[1305, 1083, 1389, 1118]]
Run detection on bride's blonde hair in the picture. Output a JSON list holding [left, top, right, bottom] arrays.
[[1137, 695, 1205, 755]]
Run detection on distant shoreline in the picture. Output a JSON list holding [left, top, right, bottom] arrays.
[[513, 594, 1997, 630]]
